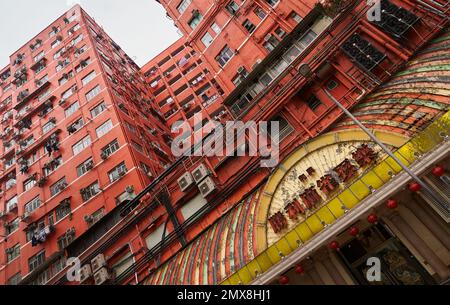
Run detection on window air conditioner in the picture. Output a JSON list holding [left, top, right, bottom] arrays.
[[198, 176, 216, 198], [177, 172, 194, 192], [191, 164, 209, 183]]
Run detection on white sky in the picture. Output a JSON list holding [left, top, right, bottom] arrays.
[[0, 0, 180, 68]]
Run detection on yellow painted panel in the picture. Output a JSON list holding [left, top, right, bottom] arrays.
[[265, 244, 282, 264], [227, 273, 242, 285], [394, 151, 411, 166], [385, 157, 403, 173], [256, 252, 274, 272], [237, 267, 253, 284], [338, 188, 359, 209], [316, 206, 336, 225], [361, 170, 384, 190], [305, 214, 324, 234], [285, 229, 302, 249], [246, 259, 263, 278], [397, 143, 419, 163], [275, 237, 294, 256], [221, 279, 231, 285], [373, 161, 394, 182], [349, 180, 370, 200], [327, 198, 345, 218], [295, 223, 313, 242]]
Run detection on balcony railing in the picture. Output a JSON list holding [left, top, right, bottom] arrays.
[[220, 110, 450, 285]]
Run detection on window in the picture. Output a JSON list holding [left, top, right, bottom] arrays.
[[132, 141, 144, 153], [76, 158, 94, 177], [72, 135, 91, 155], [55, 202, 71, 221], [56, 59, 70, 72], [108, 162, 128, 182], [6, 218, 19, 235], [188, 12, 203, 30], [50, 177, 67, 197], [263, 35, 280, 52], [76, 57, 91, 72], [216, 45, 234, 67], [275, 27, 286, 39], [226, 1, 240, 15], [58, 70, 74, 85], [6, 196, 18, 212], [82, 70, 97, 86], [254, 7, 266, 19], [49, 26, 60, 37], [51, 39, 61, 49], [81, 181, 100, 202], [124, 121, 136, 133], [61, 85, 77, 100], [42, 120, 56, 134], [268, 115, 293, 141], [4, 156, 15, 169], [291, 11, 302, 23], [265, 0, 279, 6], [68, 24, 81, 35], [65, 101, 80, 118], [96, 119, 113, 138], [6, 244, 20, 263], [177, 0, 191, 14], [87, 208, 105, 227], [243, 19, 256, 33], [24, 178, 37, 191], [298, 30, 317, 47], [24, 197, 41, 214], [211, 23, 221, 34], [29, 251, 45, 272], [71, 34, 83, 46], [7, 273, 21, 285], [34, 51, 45, 62], [102, 139, 120, 158], [90, 101, 107, 118], [307, 95, 322, 110], [57, 231, 75, 250], [43, 156, 62, 176], [201, 32, 214, 47], [86, 85, 101, 101]]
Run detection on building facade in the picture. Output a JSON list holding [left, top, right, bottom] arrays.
[[0, 5, 173, 284], [0, 0, 449, 285]]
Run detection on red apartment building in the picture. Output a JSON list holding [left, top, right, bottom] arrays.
[[1, 0, 450, 286], [0, 5, 173, 284]]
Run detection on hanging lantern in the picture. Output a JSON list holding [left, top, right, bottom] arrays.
[[294, 265, 304, 274], [432, 165, 445, 177], [409, 182, 422, 193], [348, 226, 359, 237], [367, 214, 378, 224], [386, 199, 398, 209], [278, 275, 289, 285], [329, 241, 340, 250]]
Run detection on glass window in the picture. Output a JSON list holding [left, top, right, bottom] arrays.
[[177, 0, 192, 14], [7, 273, 21, 285], [6, 218, 19, 235], [24, 178, 37, 191], [76, 158, 94, 177], [96, 119, 113, 138], [24, 197, 41, 214], [6, 196, 18, 212], [6, 244, 20, 263], [108, 162, 128, 182], [254, 7, 266, 19], [226, 1, 240, 14], [188, 13, 203, 30], [29, 251, 45, 272], [85, 85, 101, 101], [81, 70, 97, 86], [201, 32, 214, 47], [243, 19, 256, 33], [101, 139, 120, 157], [215, 45, 234, 67], [211, 23, 221, 34], [64, 101, 80, 118], [90, 101, 107, 118], [72, 135, 91, 155], [42, 120, 56, 134], [50, 177, 67, 197], [81, 181, 100, 202]]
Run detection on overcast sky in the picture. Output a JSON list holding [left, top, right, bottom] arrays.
[[0, 0, 180, 68]]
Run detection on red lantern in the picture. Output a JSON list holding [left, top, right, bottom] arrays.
[[278, 275, 289, 285], [409, 182, 422, 193], [386, 199, 398, 209], [432, 165, 445, 177], [348, 226, 359, 237], [329, 241, 340, 250], [294, 265, 304, 274], [367, 214, 378, 224]]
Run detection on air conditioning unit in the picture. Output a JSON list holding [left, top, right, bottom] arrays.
[[94, 267, 111, 285], [91, 253, 106, 273], [198, 176, 216, 198], [79, 264, 92, 284], [191, 164, 209, 183], [177, 172, 194, 192], [84, 215, 94, 223], [21, 211, 31, 222]]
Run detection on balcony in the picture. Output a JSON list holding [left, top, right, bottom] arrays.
[[14, 94, 56, 127], [14, 80, 51, 110]]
